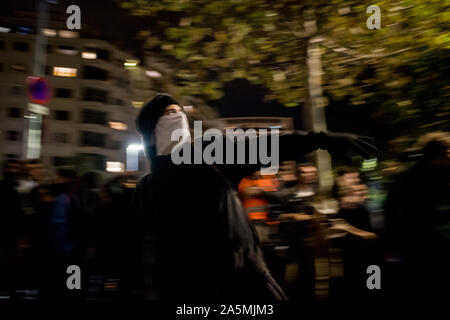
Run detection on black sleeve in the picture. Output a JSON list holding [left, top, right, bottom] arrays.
[[213, 130, 320, 187]]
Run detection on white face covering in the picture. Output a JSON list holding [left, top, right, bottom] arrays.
[[154, 112, 191, 156]]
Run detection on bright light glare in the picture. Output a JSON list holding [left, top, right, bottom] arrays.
[[127, 144, 143, 171], [127, 144, 143, 151]]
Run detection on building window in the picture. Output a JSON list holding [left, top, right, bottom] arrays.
[[106, 161, 124, 172], [11, 64, 27, 73], [53, 66, 77, 77], [82, 88, 108, 103], [115, 78, 129, 88], [83, 48, 109, 60], [13, 42, 29, 51], [43, 29, 57, 37], [108, 121, 128, 131], [109, 140, 122, 150], [58, 30, 79, 38], [54, 110, 70, 121], [54, 133, 70, 143], [82, 52, 97, 59], [9, 85, 22, 95], [8, 107, 21, 118], [80, 131, 106, 147], [82, 65, 108, 80], [6, 130, 21, 141], [132, 101, 144, 109], [111, 98, 123, 106], [55, 88, 73, 98], [55, 45, 78, 55], [82, 109, 107, 125], [146, 70, 162, 78], [16, 27, 33, 35]]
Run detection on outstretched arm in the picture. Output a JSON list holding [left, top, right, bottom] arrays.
[[213, 130, 376, 187]]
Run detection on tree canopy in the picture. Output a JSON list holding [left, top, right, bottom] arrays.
[[120, 0, 450, 143]]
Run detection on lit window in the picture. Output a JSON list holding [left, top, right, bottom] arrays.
[[82, 52, 97, 59], [109, 121, 128, 131], [55, 45, 77, 55], [0, 26, 11, 33], [53, 67, 77, 77], [58, 30, 79, 38], [124, 59, 138, 67], [131, 101, 144, 109], [42, 28, 56, 36], [145, 70, 162, 78], [106, 161, 124, 173]]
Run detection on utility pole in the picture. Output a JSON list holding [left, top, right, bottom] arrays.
[[25, 0, 50, 159], [304, 8, 333, 193], [303, 7, 333, 302]]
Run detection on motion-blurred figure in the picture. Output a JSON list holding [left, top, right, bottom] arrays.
[[0, 160, 23, 296], [129, 95, 286, 300], [34, 168, 84, 299], [331, 168, 379, 301], [97, 174, 137, 297], [333, 169, 374, 234], [0, 160, 22, 258], [384, 132, 450, 296], [129, 93, 375, 300], [238, 171, 280, 230]]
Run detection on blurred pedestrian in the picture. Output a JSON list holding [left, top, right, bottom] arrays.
[[36, 167, 84, 299], [0, 160, 23, 295], [384, 132, 450, 296]]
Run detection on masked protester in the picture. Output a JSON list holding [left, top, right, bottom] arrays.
[[126, 93, 376, 301]]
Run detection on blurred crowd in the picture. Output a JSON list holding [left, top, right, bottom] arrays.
[[0, 131, 448, 301], [0, 160, 139, 300]]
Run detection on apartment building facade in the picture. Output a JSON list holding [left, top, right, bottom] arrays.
[[0, 26, 151, 175]]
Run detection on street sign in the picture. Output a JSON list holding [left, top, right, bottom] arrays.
[[27, 103, 49, 115], [26, 76, 52, 105]]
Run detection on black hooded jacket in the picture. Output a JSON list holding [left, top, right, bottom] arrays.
[[128, 154, 287, 301], [125, 130, 374, 300]]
